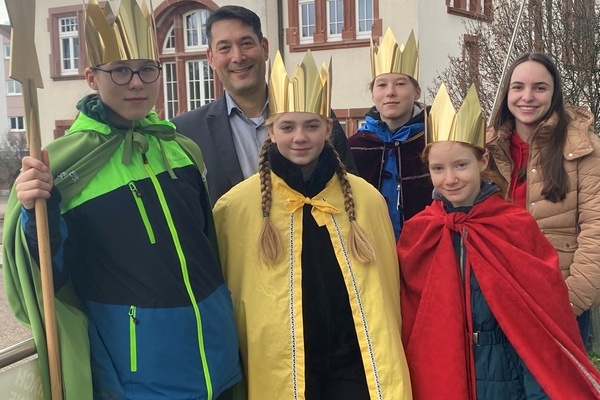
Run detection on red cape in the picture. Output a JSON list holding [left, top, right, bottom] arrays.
[[398, 195, 600, 399]]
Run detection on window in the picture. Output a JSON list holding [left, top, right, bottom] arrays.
[[287, 0, 380, 52], [4, 44, 10, 59], [59, 17, 80, 74], [184, 10, 210, 50], [447, 0, 493, 20], [327, 0, 344, 41], [154, 5, 217, 117], [356, 0, 374, 38], [163, 62, 178, 119], [299, 0, 316, 43], [6, 80, 22, 95], [9, 116, 25, 131], [49, 6, 86, 79], [186, 60, 214, 111], [163, 27, 176, 54]]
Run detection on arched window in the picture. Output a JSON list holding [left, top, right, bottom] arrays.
[[156, 5, 216, 119]]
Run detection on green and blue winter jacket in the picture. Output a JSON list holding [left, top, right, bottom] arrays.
[[15, 94, 241, 400]]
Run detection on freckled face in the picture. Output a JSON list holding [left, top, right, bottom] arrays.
[[427, 141, 488, 207]]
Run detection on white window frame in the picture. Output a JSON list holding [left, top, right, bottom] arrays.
[[449, 0, 486, 13], [9, 116, 25, 131], [186, 60, 214, 111], [6, 80, 22, 95], [59, 16, 79, 75], [4, 43, 10, 59], [184, 10, 210, 51], [163, 62, 178, 119], [327, 0, 344, 42], [356, 0, 374, 39], [299, 0, 316, 44], [163, 26, 176, 54]]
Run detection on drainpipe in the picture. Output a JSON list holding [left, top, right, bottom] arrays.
[[277, 0, 284, 61]]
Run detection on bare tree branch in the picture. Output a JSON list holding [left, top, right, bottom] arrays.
[[432, 0, 600, 132]]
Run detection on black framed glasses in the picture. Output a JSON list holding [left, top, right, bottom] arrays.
[[93, 64, 162, 85]]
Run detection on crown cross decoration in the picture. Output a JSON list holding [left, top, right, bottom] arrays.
[[371, 28, 419, 80], [269, 50, 332, 118], [85, 0, 159, 67], [426, 83, 486, 149]]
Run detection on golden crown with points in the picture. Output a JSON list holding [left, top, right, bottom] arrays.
[[371, 28, 419, 80], [426, 83, 485, 149], [268, 50, 331, 118], [85, 0, 159, 67]]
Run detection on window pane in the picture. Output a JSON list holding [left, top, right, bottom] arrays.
[[203, 61, 214, 102], [200, 10, 210, 46], [357, 0, 374, 33], [9, 116, 24, 130], [6, 80, 22, 95], [187, 60, 213, 110], [163, 62, 178, 119], [62, 38, 72, 70], [186, 13, 199, 47], [164, 27, 175, 51], [59, 16, 79, 74], [328, 0, 344, 36], [300, 1, 316, 39]]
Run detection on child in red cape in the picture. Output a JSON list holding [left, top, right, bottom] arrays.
[[397, 84, 600, 399]]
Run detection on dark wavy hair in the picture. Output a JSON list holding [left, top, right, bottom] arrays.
[[489, 52, 570, 202]]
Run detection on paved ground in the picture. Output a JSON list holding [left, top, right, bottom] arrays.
[[0, 194, 33, 353]]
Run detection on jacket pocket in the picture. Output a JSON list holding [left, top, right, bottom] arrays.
[[129, 306, 138, 372], [128, 181, 156, 244]]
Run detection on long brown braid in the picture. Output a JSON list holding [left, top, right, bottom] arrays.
[[258, 139, 282, 263], [326, 141, 376, 263]]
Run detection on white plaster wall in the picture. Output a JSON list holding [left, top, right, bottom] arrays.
[[36, 0, 90, 146], [33, 0, 475, 146], [417, 0, 469, 103]]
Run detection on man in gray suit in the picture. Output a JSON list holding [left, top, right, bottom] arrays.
[[172, 5, 356, 204]]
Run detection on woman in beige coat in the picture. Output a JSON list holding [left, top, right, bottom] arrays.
[[486, 52, 600, 346]]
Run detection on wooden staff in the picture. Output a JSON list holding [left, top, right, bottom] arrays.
[[490, 0, 529, 119], [5, 0, 63, 398]]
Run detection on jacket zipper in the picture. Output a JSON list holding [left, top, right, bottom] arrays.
[[141, 153, 213, 399], [128, 181, 156, 244], [129, 306, 138, 372]]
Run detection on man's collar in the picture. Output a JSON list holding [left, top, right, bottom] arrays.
[[224, 91, 269, 118]]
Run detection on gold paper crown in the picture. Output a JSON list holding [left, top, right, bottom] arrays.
[[371, 28, 419, 80], [426, 83, 485, 149], [85, 0, 159, 67], [268, 50, 331, 118]]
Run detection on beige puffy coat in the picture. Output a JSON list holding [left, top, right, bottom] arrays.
[[487, 107, 600, 315]]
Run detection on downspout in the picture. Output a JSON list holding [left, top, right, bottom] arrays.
[[277, 0, 285, 62]]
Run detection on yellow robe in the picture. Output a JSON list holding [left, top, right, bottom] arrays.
[[213, 172, 412, 400]]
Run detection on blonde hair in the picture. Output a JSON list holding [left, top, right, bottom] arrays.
[[257, 139, 376, 264]]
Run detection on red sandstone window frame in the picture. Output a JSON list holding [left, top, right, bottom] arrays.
[[286, 0, 382, 52]]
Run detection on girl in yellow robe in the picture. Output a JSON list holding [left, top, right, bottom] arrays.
[[212, 51, 412, 400]]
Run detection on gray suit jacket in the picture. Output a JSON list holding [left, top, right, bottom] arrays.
[[172, 93, 356, 205]]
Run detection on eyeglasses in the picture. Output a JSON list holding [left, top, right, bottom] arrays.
[[92, 64, 162, 85]]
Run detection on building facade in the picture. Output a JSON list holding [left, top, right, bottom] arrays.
[[28, 0, 491, 145]]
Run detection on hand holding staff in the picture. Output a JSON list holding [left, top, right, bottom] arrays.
[[5, 0, 63, 398]]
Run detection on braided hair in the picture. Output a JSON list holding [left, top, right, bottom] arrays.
[[257, 123, 376, 264]]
